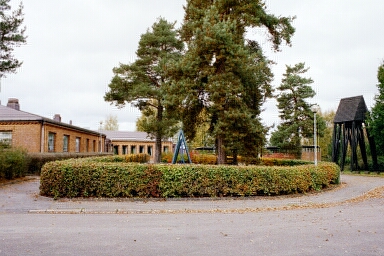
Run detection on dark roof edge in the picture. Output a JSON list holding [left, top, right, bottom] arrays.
[[41, 118, 105, 137]]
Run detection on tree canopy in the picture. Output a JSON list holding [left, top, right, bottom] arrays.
[[102, 114, 119, 131], [0, 0, 26, 78], [104, 18, 183, 163], [270, 63, 325, 158], [367, 62, 384, 155], [169, 0, 295, 164]]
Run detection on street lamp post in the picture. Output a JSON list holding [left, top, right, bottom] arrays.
[[99, 121, 103, 153], [311, 105, 319, 166]]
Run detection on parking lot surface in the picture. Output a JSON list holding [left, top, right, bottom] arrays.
[[0, 174, 383, 255]]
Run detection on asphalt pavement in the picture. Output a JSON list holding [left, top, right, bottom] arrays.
[[0, 174, 383, 255]]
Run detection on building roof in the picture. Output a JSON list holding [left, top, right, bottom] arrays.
[[0, 104, 43, 121], [334, 95, 368, 123], [101, 130, 173, 143], [0, 104, 103, 136]]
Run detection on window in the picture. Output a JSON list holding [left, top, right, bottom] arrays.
[[131, 145, 136, 154], [0, 131, 12, 147], [163, 146, 169, 153], [147, 146, 152, 156], [122, 145, 128, 155], [86, 139, 89, 152], [48, 132, 56, 152], [63, 135, 69, 152], [75, 137, 81, 152], [139, 145, 145, 154]]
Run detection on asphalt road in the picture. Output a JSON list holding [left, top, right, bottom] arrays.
[[0, 174, 383, 256]]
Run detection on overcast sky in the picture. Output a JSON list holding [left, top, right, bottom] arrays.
[[1, 1, 383, 134]]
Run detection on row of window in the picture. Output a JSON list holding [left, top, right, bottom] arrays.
[[113, 145, 170, 155], [113, 145, 152, 155], [48, 132, 98, 153]]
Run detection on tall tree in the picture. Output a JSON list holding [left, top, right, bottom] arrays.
[[367, 61, 384, 156], [0, 0, 26, 78], [170, 0, 295, 164], [105, 18, 183, 163], [102, 114, 119, 131], [318, 110, 335, 161], [136, 99, 179, 138], [270, 63, 325, 158]]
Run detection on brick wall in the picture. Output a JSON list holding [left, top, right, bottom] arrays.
[[301, 149, 321, 162], [0, 121, 41, 152], [0, 121, 105, 153], [43, 123, 104, 153]]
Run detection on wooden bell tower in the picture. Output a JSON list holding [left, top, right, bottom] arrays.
[[332, 96, 377, 171]]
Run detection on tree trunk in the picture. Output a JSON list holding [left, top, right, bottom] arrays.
[[155, 135, 162, 163], [154, 104, 163, 163], [232, 150, 238, 165], [217, 135, 226, 165]]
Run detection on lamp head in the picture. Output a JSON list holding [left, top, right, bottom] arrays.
[[311, 104, 320, 113]]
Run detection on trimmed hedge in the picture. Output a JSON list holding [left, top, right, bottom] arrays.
[[27, 152, 112, 175], [162, 152, 259, 165], [124, 153, 150, 163], [260, 158, 310, 166], [40, 157, 340, 198]]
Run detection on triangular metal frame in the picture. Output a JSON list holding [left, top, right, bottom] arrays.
[[172, 129, 192, 164]]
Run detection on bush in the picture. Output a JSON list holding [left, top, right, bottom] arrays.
[[40, 159, 161, 198], [40, 157, 340, 198], [0, 146, 30, 179], [27, 152, 112, 175], [260, 157, 310, 166], [162, 152, 260, 165], [124, 153, 150, 163], [191, 153, 217, 164]]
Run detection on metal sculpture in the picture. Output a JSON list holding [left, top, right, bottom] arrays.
[[172, 129, 192, 164], [332, 95, 377, 171]]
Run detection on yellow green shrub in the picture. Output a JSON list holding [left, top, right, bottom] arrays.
[[124, 153, 150, 163], [40, 157, 340, 198]]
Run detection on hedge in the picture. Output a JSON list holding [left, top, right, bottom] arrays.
[[162, 152, 304, 166], [260, 158, 310, 166], [27, 152, 113, 175], [40, 157, 340, 199]]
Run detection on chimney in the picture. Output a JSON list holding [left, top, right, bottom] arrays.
[[53, 114, 61, 122], [7, 98, 20, 110]]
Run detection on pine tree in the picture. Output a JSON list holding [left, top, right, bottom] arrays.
[[270, 63, 324, 158], [105, 18, 183, 163], [170, 0, 295, 164], [0, 0, 27, 77]]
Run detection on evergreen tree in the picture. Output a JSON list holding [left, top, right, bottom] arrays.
[[0, 0, 26, 77], [367, 62, 384, 155], [170, 0, 295, 164], [105, 18, 183, 163], [270, 63, 324, 158], [135, 99, 179, 138]]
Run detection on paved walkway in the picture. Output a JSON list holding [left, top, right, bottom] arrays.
[[1, 174, 383, 214]]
